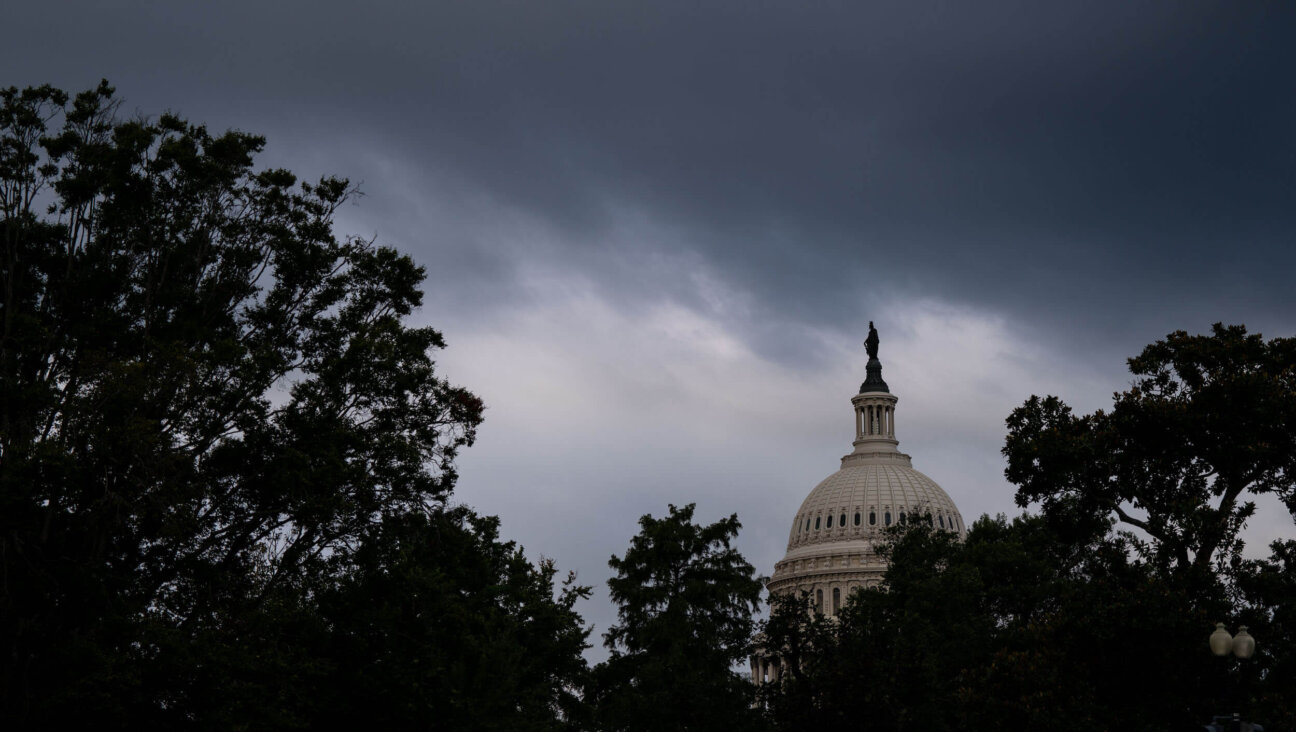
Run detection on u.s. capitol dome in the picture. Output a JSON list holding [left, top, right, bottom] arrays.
[[764, 324, 965, 612]]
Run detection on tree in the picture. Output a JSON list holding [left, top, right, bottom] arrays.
[[1000, 323, 1296, 727], [1235, 539, 1296, 729], [309, 507, 591, 731], [755, 591, 840, 729], [590, 504, 766, 732], [0, 82, 590, 727], [1004, 324, 1296, 587], [760, 518, 1070, 732], [760, 517, 1219, 732]]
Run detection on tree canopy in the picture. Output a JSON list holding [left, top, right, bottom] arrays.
[[0, 81, 590, 728], [590, 503, 766, 732], [308, 507, 591, 730], [1005, 324, 1296, 585]]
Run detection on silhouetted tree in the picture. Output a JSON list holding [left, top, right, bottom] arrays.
[[1003, 323, 1296, 727], [761, 519, 1046, 731], [0, 82, 590, 728], [1234, 539, 1296, 729], [760, 517, 1219, 731], [308, 507, 591, 730], [590, 504, 766, 732], [1004, 324, 1296, 588]]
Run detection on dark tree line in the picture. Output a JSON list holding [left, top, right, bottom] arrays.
[[0, 82, 593, 729], [0, 81, 771, 731]]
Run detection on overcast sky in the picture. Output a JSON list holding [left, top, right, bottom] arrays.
[[7, 1, 1295, 660]]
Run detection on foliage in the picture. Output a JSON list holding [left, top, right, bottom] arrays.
[[758, 523, 985, 731], [0, 82, 590, 728], [760, 518, 1058, 731], [1004, 323, 1296, 587], [590, 504, 766, 732], [754, 592, 838, 728], [308, 507, 591, 730], [760, 517, 1225, 731], [759, 324, 1296, 731], [1002, 324, 1296, 725], [1235, 539, 1296, 729]]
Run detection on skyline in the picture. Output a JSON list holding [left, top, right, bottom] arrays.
[[7, 1, 1294, 657]]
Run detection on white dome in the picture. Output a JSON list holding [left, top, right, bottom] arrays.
[[764, 333, 965, 601], [765, 449, 965, 598], [784, 457, 965, 554]]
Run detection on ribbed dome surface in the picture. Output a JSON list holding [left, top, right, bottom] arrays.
[[785, 457, 965, 552], [766, 448, 965, 599]]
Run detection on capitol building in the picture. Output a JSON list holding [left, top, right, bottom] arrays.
[[752, 325, 965, 683]]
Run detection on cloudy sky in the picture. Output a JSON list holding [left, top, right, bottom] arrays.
[[8, 1, 1295, 658]]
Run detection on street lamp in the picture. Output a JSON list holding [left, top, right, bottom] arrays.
[[1207, 624, 1263, 732], [1210, 623, 1256, 659]]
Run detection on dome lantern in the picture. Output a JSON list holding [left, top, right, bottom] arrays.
[[851, 322, 900, 456]]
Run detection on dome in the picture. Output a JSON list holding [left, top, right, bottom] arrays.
[[767, 453, 966, 594], [785, 459, 965, 553], [764, 323, 965, 603]]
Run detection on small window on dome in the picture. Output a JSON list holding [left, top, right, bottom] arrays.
[[884, 511, 891, 526], [815, 516, 821, 530], [869, 511, 876, 525], [839, 513, 846, 527], [899, 512, 906, 525], [805, 518, 811, 532], [826, 514, 833, 528], [939, 515, 945, 529], [854, 512, 861, 526]]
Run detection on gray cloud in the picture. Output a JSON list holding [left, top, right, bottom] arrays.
[[11, 4, 1293, 346]]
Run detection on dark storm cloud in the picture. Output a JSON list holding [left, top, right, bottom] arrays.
[[6, 1, 1295, 359]]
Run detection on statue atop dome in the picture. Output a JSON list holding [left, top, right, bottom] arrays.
[[860, 321, 889, 393], [865, 321, 879, 359]]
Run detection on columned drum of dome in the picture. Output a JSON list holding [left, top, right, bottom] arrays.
[[763, 323, 965, 605]]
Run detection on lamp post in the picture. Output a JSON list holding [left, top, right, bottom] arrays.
[[1211, 623, 1255, 660], [1206, 624, 1262, 732]]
